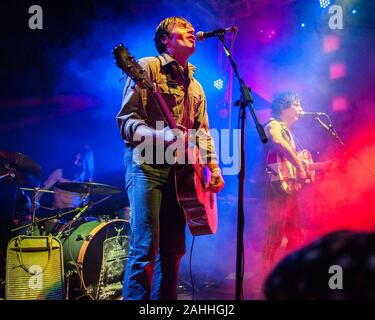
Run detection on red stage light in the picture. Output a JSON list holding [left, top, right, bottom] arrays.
[[332, 95, 348, 112], [330, 62, 346, 80], [324, 35, 340, 53]]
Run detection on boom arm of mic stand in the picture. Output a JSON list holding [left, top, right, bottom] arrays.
[[314, 116, 345, 147], [71, 204, 90, 222], [315, 116, 375, 177], [55, 205, 90, 238], [218, 35, 268, 144], [10, 207, 81, 233]]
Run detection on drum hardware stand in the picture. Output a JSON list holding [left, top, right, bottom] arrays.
[[0, 150, 43, 185], [89, 194, 113, 217], [10, 187, 55, 235], [70, 194, 113, 222], [0, 167, 16, 181], [65, 270, 72, 300], [56, 204, 90, 239], [55, 194, 112, 238]]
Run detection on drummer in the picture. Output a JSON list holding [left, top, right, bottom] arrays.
[[37, 145, 95, 211]]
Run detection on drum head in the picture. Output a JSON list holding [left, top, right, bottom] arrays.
[[58, 218, 130, 300]]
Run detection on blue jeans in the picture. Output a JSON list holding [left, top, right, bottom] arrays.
[[122, 144, 186, 300]]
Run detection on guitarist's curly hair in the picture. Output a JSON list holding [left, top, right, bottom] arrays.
[[154, 16, 193, 54], [270, 91, 301, 119]]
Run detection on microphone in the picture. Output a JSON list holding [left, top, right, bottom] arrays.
[[298, 111, 326, 117], [195, 27, 238, 41]]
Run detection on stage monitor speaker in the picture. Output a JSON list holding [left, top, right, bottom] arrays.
[[6, 235, 65, 300]]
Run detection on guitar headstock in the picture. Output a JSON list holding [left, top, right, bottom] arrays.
[[112, 43, 177, 130], [112, 43, 152, 89]]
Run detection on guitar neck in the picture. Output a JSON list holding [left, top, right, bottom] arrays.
[[309, 161, 331, 171], [151, 90, 178, 130], [113, 44, 178, 130], [152, 88, 207, 185]]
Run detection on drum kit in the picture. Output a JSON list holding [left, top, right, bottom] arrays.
[[1, 150, 130, 300]]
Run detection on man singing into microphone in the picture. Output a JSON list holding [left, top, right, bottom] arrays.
[[117, 16, 224, 300], [262, 91, 307, 278]]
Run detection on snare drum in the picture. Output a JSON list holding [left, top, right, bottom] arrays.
[[57, 217, 130, 300]]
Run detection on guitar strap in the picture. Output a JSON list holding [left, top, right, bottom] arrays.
[[267, 118, 296, 149], [264, 118, 297, 176], [274, 119, 304, 151], [156, 56, 192, 131]]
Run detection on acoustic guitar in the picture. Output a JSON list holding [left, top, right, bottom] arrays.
[[266, 148, 334, 195]]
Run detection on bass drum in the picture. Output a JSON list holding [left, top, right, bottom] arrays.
[[57, 217, 130, 300]]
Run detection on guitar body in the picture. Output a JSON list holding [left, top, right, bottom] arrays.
[[175, 164, 217, 236], [267, 149, 315, 196]]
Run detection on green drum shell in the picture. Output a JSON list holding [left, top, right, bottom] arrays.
[[57, 218, 129, 297]]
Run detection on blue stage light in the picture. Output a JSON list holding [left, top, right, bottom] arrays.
[[319, 0, 331, 9], [214, 79, 224, 90]]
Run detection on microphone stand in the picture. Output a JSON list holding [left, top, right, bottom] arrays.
[[314, 114, 375, 177], [11, 207, 81, 234], [11, 193, 114, 235], [217, 34, 268, 300]]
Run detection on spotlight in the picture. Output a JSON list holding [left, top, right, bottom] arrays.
[[214, 79, 224, 90], [265, 30, 276, 39], [301, 23, 305, 27], [352, 9, 357, 14], [319, 0, 330, 9]]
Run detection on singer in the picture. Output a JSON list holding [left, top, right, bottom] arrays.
[[116, 16, 224, 300], [261, 91, 307, 278]]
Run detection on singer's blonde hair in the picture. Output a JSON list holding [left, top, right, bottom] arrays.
[[154, 16, 193, 54]]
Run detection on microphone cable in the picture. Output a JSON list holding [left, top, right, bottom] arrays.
[[189, 235, 196, 300]]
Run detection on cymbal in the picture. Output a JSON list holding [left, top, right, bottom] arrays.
[[55, 181, 122, 195], [0, 150, 43, 186]]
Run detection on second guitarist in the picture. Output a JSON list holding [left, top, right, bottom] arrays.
[[116, 16, 224, 300], [262, 91, 307, 277]]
